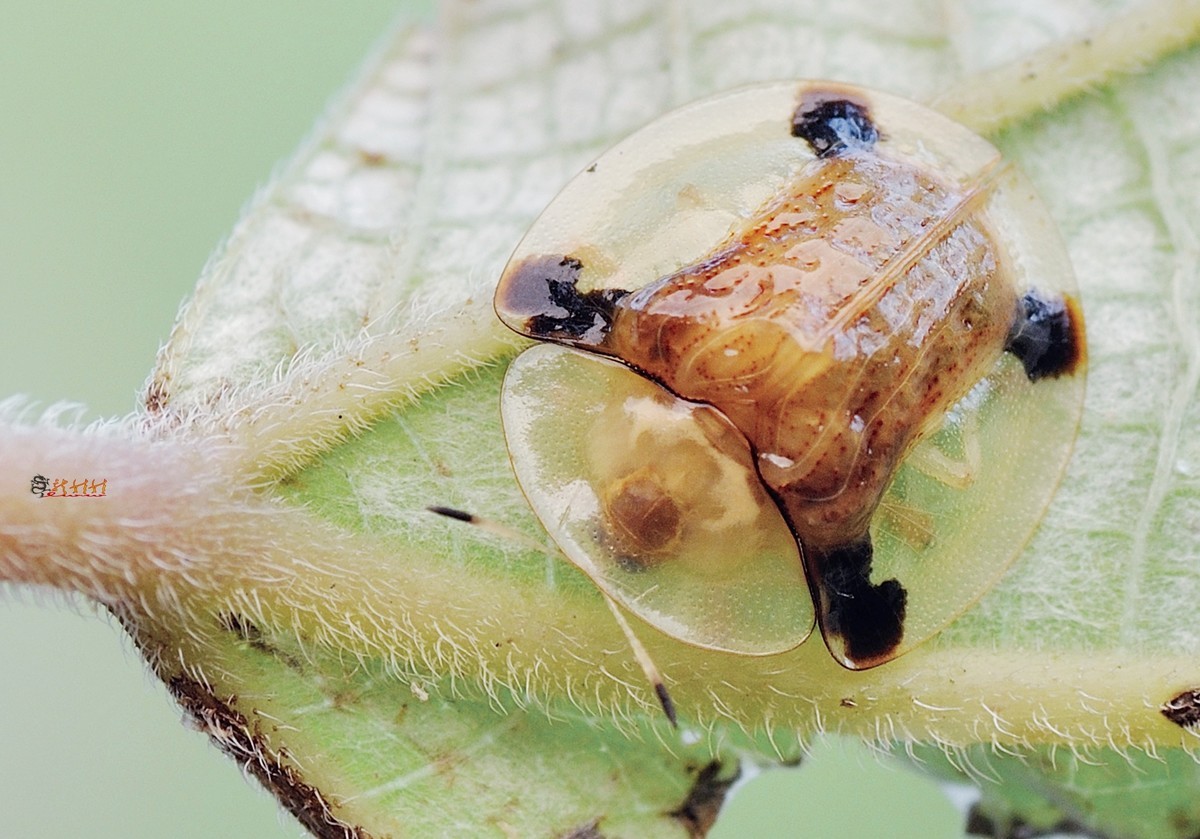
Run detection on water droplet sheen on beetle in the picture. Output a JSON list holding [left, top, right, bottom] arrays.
[[496, 81, 1086, 669]]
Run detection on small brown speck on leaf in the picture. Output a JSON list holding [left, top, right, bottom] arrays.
[[358, 149, 388, 166]]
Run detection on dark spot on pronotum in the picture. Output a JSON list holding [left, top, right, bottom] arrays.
[[668, 761, 739, 838], [496, 254, 628, 346], [1161, 687, 1200, 728], [427, 505, 476, 524], [791, 92, 879, 158], [1004, 288, 1085, 381], [168, 674, 369, 839], [814, 535, 907, 666]]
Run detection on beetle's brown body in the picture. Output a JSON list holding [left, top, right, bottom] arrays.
[[598, 152, 1015, 555]]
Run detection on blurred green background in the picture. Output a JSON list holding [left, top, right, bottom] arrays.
[[0, 3, 963, 836]]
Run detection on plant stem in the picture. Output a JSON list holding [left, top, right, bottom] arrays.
[[932, 0, 1200, 134]]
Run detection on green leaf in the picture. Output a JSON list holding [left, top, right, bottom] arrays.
[[911, 744, 1200, 839], [4, 1, 1200, 837], [152, 617, 734, 839]]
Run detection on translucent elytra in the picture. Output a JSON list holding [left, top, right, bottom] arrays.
[[501, 343, 814, 654], [496, 81, 1085, 667]]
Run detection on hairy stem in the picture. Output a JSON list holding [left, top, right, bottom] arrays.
[[932, 0, 1200, 134], [3, 423, 1196, 751], [176, 295, 526, 484]]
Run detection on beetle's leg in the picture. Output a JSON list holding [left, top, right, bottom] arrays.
[[600, 594, 677, 727], [1004, 288, 1086, 381], [876, 497, 936, 551], [875, 411, 982, 552], [807, 533, 907, 669], [904, 411, 982, 491]]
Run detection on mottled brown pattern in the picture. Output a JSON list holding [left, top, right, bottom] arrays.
[[600, 152, 1015, 552]]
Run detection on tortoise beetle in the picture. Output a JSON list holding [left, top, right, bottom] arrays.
[[495, 81, 1085, 670]]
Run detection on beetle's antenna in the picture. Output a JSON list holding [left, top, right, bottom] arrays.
[[426, 505, 678, 727], [427, 505, 533, 543], [599, 591, 677, 727]]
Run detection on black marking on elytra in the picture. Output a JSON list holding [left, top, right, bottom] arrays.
[[1004, 288, 1085, 381], [791, 96, 879, 158], [497, 254, 628, 346], [1162, 687, 1200, 728], [668, 761, 739, 838], [816, 535, 907, 666]]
